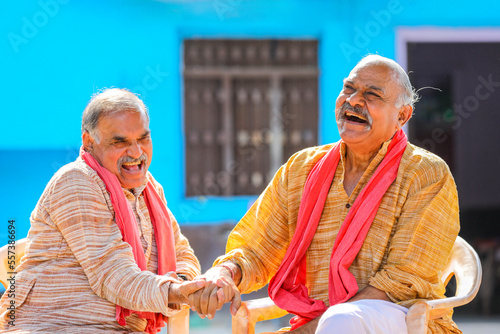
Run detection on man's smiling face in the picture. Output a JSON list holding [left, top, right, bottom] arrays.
[[335, 63, 407, 150], [83, 109, 153, 189]]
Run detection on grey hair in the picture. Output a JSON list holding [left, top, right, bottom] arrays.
[[355, 55, 419, 108], [81, 88, 149, 142]]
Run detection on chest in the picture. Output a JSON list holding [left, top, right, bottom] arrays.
[[343, 170, 364, 196]]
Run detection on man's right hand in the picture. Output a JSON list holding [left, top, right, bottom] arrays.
[[188, 265, 241, 319], [169, 279, 206, 305]]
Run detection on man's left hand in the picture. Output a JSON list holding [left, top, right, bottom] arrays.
[[168, 280, 206, 305], [189, 266, 241, 319]]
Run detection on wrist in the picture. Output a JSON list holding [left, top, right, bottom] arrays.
[[168, 282, 181, 304], [217, 263, 236, 280]]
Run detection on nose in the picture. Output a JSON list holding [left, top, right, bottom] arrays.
[[127, 141, 143, 159], [346, 91, 365, 107]]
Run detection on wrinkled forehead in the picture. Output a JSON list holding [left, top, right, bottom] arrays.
[[97, 108, 150, 132], [104, 107, 149, 122], [347, 63, 402, 94], [349, 62, 393, 81]]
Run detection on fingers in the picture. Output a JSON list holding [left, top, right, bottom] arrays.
[[216, 288, 226, 310], [188, 266, 240, 319], [198, 280, 220, 318], [216, 276, 231, 298], [177, 280, 206, 303], [189, 275, 206, 312], [189, 280, 218, 318], [189, 289, 204, 317], [205, 288, 219, 319], [215, 276, 234, 309], [230, 288, 241, 316]]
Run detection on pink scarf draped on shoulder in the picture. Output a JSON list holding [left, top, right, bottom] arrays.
[[81, 149, 177, 334], [268, 129, 408, 329]]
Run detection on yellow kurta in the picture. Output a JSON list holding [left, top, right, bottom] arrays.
[[0, 155, 200, 333], [215, 139, 461, 333]]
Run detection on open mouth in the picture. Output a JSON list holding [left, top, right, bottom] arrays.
[[344, 111, 368, 124], [121, 160, 144, 172]]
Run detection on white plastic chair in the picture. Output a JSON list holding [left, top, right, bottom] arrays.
[[232, 236, 482, 334]]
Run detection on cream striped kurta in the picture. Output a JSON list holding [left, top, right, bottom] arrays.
[[0, 156, 200, 333], [215, 139, 461, 333]]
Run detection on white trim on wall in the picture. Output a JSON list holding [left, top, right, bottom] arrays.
[[396, 27, 500, 70], [396, 27, 500, 134]]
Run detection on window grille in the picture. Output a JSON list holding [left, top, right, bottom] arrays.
[[184, 39, 318, 196]]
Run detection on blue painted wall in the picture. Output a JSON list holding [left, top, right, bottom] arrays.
[[2, 0, 500, 244]]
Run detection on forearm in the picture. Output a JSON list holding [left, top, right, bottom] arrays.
[[289, 317, 320, 334], [59, 211, 177, 313], [348, 285, 391, 303], [101, 266, 177, 313]]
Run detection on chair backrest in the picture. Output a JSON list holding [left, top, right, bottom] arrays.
[[439, 236, 482, 308], [0, 238, 27, 289]]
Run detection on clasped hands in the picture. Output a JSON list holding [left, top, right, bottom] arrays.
[[169, 266, 242, 319]]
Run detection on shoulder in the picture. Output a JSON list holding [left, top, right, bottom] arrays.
[[44, 157, 107, 199], [399, 142, 454, 189], [146, 172, 164, 193], [284, 143, 337, 174], [146, 171, 161, 188], [402, 143, 450, 172], [146, 172, 167, 203]]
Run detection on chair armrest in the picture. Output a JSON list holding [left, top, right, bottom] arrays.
[[406, 298, 458, 334], [425, 294, 477, 319], [407, 236, 482, 334], [167, 304, 190, 334], [232, 297, 289, 334], [0, 238, 27, 289]]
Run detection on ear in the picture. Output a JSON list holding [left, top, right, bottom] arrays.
[[398, 105, 413, 127], [82, 131, 94, 152]]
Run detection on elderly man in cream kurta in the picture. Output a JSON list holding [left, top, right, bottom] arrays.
[[0, 89, 203, 333]]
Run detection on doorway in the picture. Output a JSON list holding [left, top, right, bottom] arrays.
[[399, 32, 500, 315]]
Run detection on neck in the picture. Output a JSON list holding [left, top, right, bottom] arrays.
[[342, 144, 382, 196], [344, 144, 381, 174]]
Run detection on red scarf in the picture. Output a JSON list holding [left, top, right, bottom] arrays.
[[268, 130, 407, 329], [81, 149, 176, 334]]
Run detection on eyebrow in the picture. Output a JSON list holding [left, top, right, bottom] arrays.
[[343, 80, 385, 93], [140, 130, 151, 138], [111, 130, 151, 142], [367, 85, 384, 93], [111, 136, 127, 142]]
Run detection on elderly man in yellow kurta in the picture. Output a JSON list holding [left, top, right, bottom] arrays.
[[0, 89, 204, 333], [190, 55, 461, 333]]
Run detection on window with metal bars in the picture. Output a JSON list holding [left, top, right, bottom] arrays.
[[183, 39, 319, 196]]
